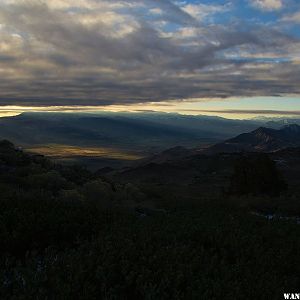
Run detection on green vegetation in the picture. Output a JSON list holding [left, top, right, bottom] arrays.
[[0, 140, 299, 299]]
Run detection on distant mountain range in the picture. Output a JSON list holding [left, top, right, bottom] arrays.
[[206, 124, 300, 154], [1, 112, 300, 170], [114, 125, 300, 187], [131, 124, 300, 169], [0, 112, 267, 153]]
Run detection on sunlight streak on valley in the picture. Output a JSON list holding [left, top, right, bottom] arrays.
[[25, 144, 144, 161]]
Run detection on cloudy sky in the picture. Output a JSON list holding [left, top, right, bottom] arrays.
[[0, 0, 299, 118]]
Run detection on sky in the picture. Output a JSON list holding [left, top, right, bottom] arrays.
[[0, 0, 299, 119]]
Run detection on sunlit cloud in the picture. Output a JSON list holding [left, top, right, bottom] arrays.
[[0, 96, 299, 120], [282, 11, 300, 24], [250, 0, 283, 11]]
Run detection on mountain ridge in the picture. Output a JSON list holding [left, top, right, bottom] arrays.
[[204, 124, 300, 154]]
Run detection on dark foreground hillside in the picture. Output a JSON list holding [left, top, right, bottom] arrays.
[[0, 140, 300, 299]]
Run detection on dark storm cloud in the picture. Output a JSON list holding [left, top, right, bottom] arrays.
[[0, 0, 299, 106]]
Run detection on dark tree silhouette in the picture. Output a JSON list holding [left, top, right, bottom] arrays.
[[229, 154, 287, 196]]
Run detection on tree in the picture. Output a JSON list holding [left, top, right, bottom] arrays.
[[82, 179, 113, 209], [229, 154, 287, 197]]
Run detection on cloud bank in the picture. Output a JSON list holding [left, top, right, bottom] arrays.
[[250, 0, 283, 11], [0, 0, 299, 107], [186, 109, 300, 116]]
